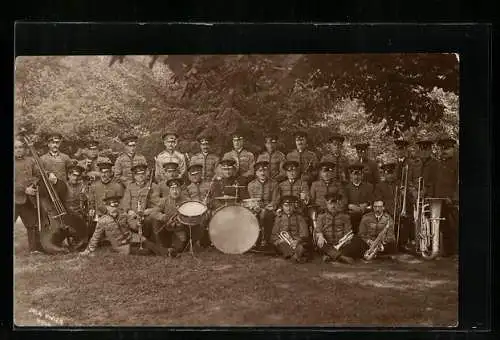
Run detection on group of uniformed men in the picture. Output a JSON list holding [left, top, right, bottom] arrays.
[[14, 128, 458, 263]]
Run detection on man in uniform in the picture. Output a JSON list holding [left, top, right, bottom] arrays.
[[120, 164, 161, 235], [77, 140, 111, 182], [189, 135, 220, 182], [158, 162, 184, 198], [374, 162, 398, 217], [309, 161, 347, 211], [80, 194, 173, 257], [87, 161, 124, 238], [186, 164, 212, 203], [353, 142, 380, 185], [320, 132, 349, 184], [155, 132, 187, 183], [247, 161, 280, 247], [149, 178, 189, 255], [222, 131, 255, 184], [14, 138, 43, 254], [358, 199, 397, 259], [211, 159, 249, 209], [113, 134, 147, 188], [410, 136, 438, 199], [344, 163, 374, 233], [433, 137, 459, 257], [270, 195, 310, 263], [40, 132, 74, 183], [314, 192, 358, 263], [256, 133, 286, 183], [286, 131, 318, 185], [278, 160, 310, 208]]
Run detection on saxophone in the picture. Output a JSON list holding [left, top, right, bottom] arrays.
[[364, 218, 391, 260], [278, 231, 297, 250]]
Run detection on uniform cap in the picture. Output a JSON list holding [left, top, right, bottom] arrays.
[[380, 162, 397, 172], [319, 161, 336, 172], [162, 131, 178, 141], [254, 161, 269, 171], [328, 132, 345, 143], [103, 193, 123, 206], [87, 140, 99, 149], [348, 162, 365, 171], [67, 165, 85, 176], [120, 134, 138, 145], [324, 192, 343, 202], [187, 163, 203, 174], [263, 133, 278, 142], [166, 178, 183, 188], [294, 131, 308, 139], [282, 160, 299, 171], [47, 132, 63, 142], [131, 163, 148, 174], [437, 137, 456, 148], [163, 162, 179, 171], [416, 139, 434, 148], [197, 135, 212, 144], [220, 159, 236, 168], [279, 195, 298, 206], [97, 161, 114, 171], [354, 142, 370, 150]]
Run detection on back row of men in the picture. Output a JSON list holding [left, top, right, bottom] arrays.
[[15, 129, 458, 260]]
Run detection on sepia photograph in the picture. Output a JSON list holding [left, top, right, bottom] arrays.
[[13, 53, 459, 327]]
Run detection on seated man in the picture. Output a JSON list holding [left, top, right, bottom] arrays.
[[149, 178, 189, 255], [314, 192, 362, 264], [309, 161, 347, 211], [211, 159, 249, 209], [358, 199, 397, 260], [270, 195, 310, 263], [80, 194, 173, 257]]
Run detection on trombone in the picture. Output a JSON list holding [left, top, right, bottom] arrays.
[[395, 164, 409, 247]]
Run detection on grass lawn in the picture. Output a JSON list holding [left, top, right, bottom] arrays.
[[13, 219, 458, 327]]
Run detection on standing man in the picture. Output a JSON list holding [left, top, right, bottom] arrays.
[[309, 161, 347, 211], [320, 132, 349, 184], [256, 133, 286, 183], [77, 140, 111, 182], [344, 163, 374, 233], [113, 134, 147, 188], [286, 131, 319, 185], [247, 161, 280, 247], [40, 132, 74, 182], [222, 131, 255, 184], [155, 132, 187, 183], [353, 142, 380, 185], [433, 137, 459, 257], [189, 135, 220, 182], [87, 161, 124, 238], [14, 137, 43, 254]]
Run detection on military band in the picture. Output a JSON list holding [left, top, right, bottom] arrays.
[[14, 129, 458, 263]]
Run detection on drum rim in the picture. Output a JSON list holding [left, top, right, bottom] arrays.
[[178, 200, 208, 216]]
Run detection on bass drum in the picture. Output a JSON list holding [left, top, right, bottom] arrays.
[[208, 205, 260, 254]]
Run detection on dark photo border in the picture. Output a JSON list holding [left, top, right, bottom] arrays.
[[7, 22, 493, 339]]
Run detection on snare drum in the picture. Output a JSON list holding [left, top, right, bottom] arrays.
[[208, 205, 260, 254], [241, 198, 262, 215], [177, 200, 208, 226]]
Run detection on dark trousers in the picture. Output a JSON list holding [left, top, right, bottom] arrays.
[[349, 212, 363, 234], [440, 201, 459, 256], [148, 220, 188, 253], [15, 201, 42, 252], [258, 209, 275, 246], [395, 215, 415, 249], [275, 241, 309, 261]]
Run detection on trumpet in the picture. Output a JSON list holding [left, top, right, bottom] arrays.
[[278, 231, 297, 250]]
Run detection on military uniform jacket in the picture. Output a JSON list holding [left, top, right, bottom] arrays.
[[359, 157, 380, 185], [394, 157, 415, 185], [278, 178, 309, 202], [87, 213, 131, 254], [320, 154, 349, 183], [77, 156, 112, 181], [256, 150, 286, 181], [158, 179, 188, 199], [223, 149, 255, 178], [344, 182, 374, 205], [310, 180, 347, 210], [186, 181, 212, 202], [211, 176, 250, 201], [358, 211, 395, 243], [155, 150, 187, 182], [120, 181, 161, 213], [40, 151, 73, 181], [189, 152, 220, 181], [88, 180, 125, 215], [247, 178, 280, 209], [150, 195, 186, 223], [15, 156, 37, 205], [113, 152, 148, 187], [315, 211, 352, 245], [374, 181, 397, 216], [433, 154, 458, 201], [271, 212, 309, 245], [286, 149, 318, 182], [410, 156, 438, 195], [64, 182, 88, 216]]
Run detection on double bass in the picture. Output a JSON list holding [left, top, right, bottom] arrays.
[[18, 129, 87, 253]]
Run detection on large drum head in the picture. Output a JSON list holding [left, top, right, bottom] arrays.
[[209, 205, 260, 254], [178, 201, 207, 217]]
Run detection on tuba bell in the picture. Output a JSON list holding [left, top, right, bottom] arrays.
[[414, 177, 445, 260]]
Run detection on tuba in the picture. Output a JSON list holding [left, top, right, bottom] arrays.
[[278, 231, 297, 250], [414, 177, 444, 260]]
